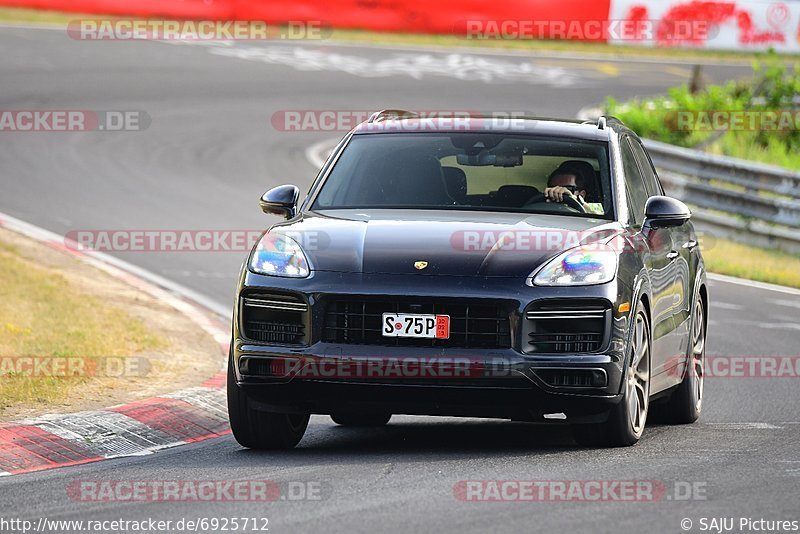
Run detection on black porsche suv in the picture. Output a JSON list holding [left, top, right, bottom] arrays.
[[228, 112, 708, 448]]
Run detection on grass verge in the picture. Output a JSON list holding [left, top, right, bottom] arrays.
[[0, 6, 87, 24], [0, 241, 165, 409], [702, 238, 800, 289]]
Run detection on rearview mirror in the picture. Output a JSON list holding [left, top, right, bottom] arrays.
[[455, 152, 523, 167], [260, 184, 300, 219], [644, 196, 691, 228], [456, 153, 496, 166]]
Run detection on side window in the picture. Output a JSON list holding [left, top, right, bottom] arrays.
[[628, 139, 663, 196], [620, 140, 649, 226]]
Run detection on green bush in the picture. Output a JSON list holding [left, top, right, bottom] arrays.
[[606, 52, 799, 170]]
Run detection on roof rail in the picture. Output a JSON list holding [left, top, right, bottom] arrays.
[[597, 116, 607, 130], [367, 109, 418, 123]]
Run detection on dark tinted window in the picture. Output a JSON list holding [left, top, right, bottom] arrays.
[[313, 133, 614, 219], [628, 139, 663, 196], [620, 140, 649, 226]]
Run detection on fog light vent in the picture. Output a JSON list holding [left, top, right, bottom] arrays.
[[534, 368, 607, 388]]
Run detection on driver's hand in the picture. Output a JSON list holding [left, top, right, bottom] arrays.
[[544, 186, 577, 203]]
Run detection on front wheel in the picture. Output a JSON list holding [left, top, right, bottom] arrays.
[[227, 349, 309, 449], [657, 293, 706, 424], [574, 302, 651, 447]]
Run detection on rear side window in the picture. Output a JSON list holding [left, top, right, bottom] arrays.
[[620, 141, 649, 226], [628, 139, 663, 196]]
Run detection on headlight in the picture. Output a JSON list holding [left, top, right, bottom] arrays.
[[530, 244, 617, 286], [249, 232, 310, 278]]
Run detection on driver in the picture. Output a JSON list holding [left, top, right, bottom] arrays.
[[543, 161, 604, 215]]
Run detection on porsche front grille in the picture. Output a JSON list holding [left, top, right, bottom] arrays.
[[322, 298, 512, 349]]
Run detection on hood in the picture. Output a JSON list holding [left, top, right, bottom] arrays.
[[269, 209, 622, 278]]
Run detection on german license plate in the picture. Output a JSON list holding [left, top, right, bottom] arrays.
[[382, 313, 450, 339]]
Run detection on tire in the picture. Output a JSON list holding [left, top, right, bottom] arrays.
[[227, 348, 309, 449], [573, 301, 651, 447], [658, 293, 706, 424], [330, 413, 392, 427]]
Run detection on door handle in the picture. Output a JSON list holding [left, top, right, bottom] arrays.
[[682, 240, 698, 250], [667, 251, 679, 261]]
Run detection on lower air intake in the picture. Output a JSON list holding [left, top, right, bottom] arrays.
[[241, 294, 308, 345]]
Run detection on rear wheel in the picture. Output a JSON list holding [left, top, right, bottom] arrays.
[[331, 413, 392, 427], [227, 348, 309, 449], [658, 294, 705, 424], [574, 302, 651, 447]]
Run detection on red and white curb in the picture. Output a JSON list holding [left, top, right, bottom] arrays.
[[0, 211, 231, 477]]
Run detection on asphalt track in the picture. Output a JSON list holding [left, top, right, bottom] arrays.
[[1, 26, 799, 533]]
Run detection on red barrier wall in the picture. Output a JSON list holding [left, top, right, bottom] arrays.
[[0, 0, 612, 40], [234, 0, 612, 37], [0, 0, 235, 19]]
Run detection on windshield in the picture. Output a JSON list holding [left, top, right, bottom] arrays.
[[312, 132, 613, 219]]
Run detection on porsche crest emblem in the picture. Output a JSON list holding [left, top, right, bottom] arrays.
[[414, 261, 428, 270]]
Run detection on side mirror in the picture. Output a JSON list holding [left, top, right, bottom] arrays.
[[644, 196, 691, 228], [260, 185, 300, 219]]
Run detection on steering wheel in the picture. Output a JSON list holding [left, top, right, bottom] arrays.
[[561, 193, 586, 213], [523, 191, 586, 213]]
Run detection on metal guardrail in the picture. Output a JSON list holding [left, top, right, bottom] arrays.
[[644, 138, 800, 198], [642, 138, 800, 254], [657, 171, 800, 228]]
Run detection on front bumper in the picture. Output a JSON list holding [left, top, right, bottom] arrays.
[[232, 270, 634, 423]]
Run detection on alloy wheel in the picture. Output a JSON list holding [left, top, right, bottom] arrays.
[[627, 312, 650, 436]]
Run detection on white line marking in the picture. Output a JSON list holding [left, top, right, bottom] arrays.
[[305, 138, 338, 170], [706, 318, 800, 330], [712, 302, 745, 311], [0, 22, 63, 31], [708, 273, 800, 297], [165, 387, 227, 419], [755, 323, 800, 331], [301, 39, 758, 66], [708, 422, 783, 429], [24, 411, 182, 458], [769, 299, 800, 309], [209, 45, 581, 86]]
